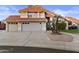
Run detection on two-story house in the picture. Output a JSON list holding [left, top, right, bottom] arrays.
[[5, 5, 58, 32]]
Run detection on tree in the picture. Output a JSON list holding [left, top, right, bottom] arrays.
[[46, 20, 51, 30], [51, 15, 63, 33]]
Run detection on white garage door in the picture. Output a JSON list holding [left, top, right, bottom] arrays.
[[22, 23, 42, 31], [9, 24, 18, 32]]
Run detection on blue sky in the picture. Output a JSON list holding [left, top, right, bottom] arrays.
[[0, 5, 79, 20]]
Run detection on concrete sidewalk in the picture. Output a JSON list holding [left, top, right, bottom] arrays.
[[0, 31, 79, 52], [61, 32, 79, 52]]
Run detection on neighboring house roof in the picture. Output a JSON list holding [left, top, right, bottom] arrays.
[[65, 16, 79, 24], [46, 12, 55, 17], [5, 15, 47, 22]]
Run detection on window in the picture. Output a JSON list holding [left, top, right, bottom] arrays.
[[9, 22, 18, 24], [28, 22, 29, 24], [22, 22, 29, 24], [16, 23, 18, 24], [28, 13, 32, 18], [39, 12, 45, 18], [27, 12, 38, 18], [40, 23, 41, 24], [68, 22, 72, 25]]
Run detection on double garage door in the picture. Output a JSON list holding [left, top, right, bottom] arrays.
[[8, 23, 43, 32], [22, 23, 42, 31]]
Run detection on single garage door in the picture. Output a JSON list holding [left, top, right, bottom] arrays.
[[22, 23, 42, 31], [8, 24, 18, 32]]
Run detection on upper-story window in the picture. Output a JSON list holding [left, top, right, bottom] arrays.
[[27, 12, 45, 18], [27, 12, 38, 18], [28, 13, 33, 18]]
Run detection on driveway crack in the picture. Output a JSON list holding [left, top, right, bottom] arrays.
[[22, 32, 32, 46]]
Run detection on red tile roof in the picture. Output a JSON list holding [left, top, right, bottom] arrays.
[[6, 15, 47, 22], [6, 5, 72, 22], [46, 12, 55, 17], [65, 16, 79, 24], [5, 5, 58, 22], [19, 5, 45, 13], [19, 5, 56, 17]]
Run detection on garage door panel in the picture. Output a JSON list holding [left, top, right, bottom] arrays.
[[22, 23, 42, 31], [22, 24, 31, 31], [9, 24, 18, 32]]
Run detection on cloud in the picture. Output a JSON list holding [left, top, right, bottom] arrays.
[[53, 7, 79, 18], [0, 5, 19, 15], [0, 5, 19, 20]]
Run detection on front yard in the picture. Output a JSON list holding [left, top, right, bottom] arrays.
[[47, 31, 73, 42], [62, 29, 79, 33]]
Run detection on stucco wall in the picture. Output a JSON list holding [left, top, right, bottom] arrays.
[[18, 22, 22, 32], [20, 12, 45, 18], [20, 13, 28, 18]]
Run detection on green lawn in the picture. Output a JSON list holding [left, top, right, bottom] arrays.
[[62, 29, 79, 33]]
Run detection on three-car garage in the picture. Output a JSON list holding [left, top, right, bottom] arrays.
[[7, 22, 46, 32]]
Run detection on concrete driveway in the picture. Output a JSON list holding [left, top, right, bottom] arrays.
[[0, 31, 50, 46], [0, 30, 79, 52], [0, 31, 66, 50]]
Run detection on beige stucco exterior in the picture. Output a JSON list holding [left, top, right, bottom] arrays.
[[65, 21, 69, 30], [20, 12, 45, 18], [18, 22, 22, 32], [6, 22, 9, 32], [20, 13, 28, 18]]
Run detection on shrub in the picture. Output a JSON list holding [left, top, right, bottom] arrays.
[[58, 22, 66, 30]]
